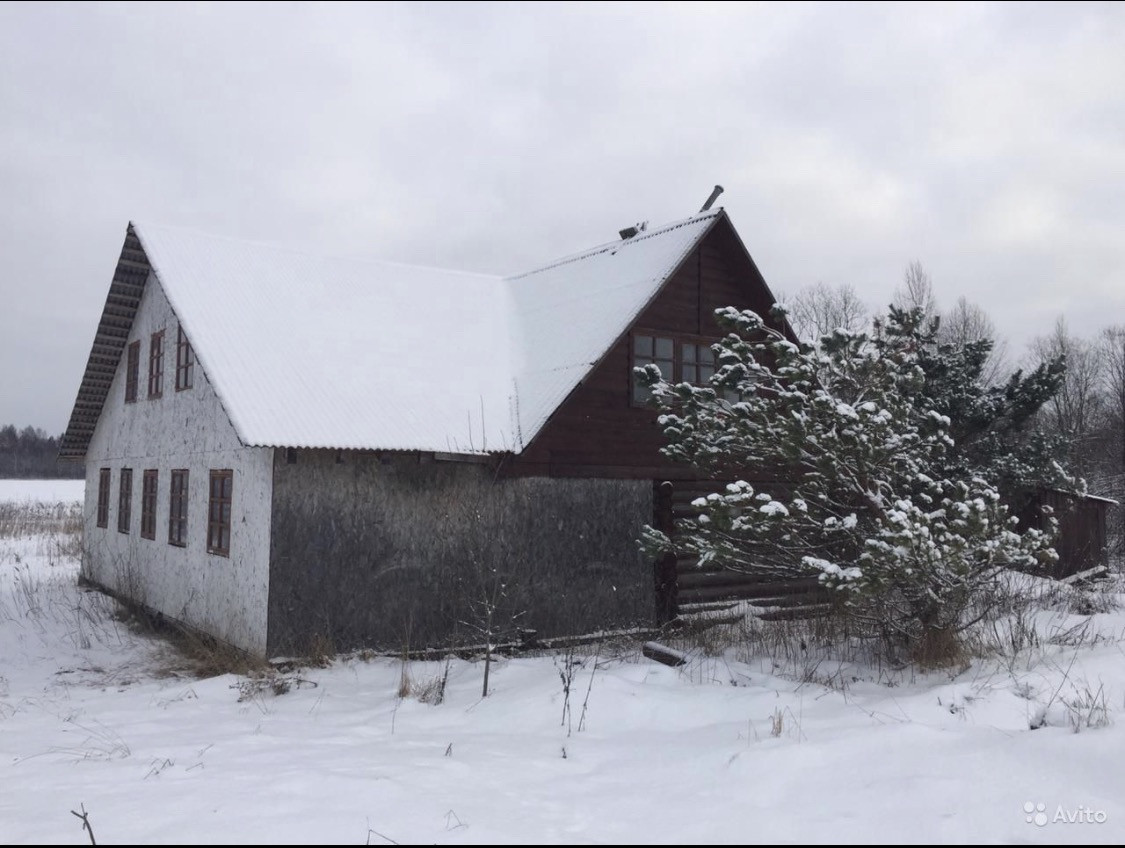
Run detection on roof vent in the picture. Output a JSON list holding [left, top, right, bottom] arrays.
[[618, 220, 649, 241], [699, 184, 724, 213]]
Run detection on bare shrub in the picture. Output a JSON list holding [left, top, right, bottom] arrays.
[[555, 646, 579, 735]]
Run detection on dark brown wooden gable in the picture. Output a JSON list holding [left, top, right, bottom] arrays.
[[502, 216, 780, 480]]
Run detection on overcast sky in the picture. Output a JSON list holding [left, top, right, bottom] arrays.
[[2, 1, 1123, 434]]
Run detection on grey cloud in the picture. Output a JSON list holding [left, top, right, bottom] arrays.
[[1, 2, 1122, 432]]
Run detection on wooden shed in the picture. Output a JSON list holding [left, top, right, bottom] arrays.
[[1016, 488, 1118, 578]]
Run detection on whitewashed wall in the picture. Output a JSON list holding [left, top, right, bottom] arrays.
[[83, 272, 272, 655]]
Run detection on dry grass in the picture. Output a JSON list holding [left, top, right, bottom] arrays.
[[115, 603, 267, 678], [232, 668, 317, 703], [770, 706, 784, 738], [305, 632, 337, 668], [0, 500, 135, 660], [396, 657, 451, 705], [911, 625, 970, 670], [0, 500, 83, 540], [668, 565, 1125, 686], [1063, 680, 1113, 731]]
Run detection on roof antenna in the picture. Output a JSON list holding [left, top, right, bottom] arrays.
[[699, 184, 724, 213]]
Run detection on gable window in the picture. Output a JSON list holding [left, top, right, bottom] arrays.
[[175, 324, 194, 391], [681, 343, 716, 385], [169, 469, 189, 547], [631, 334, 720, 404], [632, 335, 674, 404], [97, 468, 111, 528], [141, 470, 158, 540], [124, 341, 140, 403], [148, 330, 165, 398], [207, 470, 233, 556], [118, 468, 133, 534]]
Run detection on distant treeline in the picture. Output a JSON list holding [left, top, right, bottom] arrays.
[[0, 425, 83, 479]]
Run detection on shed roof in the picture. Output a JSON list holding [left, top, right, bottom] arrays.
[[61, 210, 723, 458]]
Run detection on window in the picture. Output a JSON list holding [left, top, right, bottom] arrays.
[[207, 470, 233, 556], [632, 335, 674, 404], [141, 470, 158, 540], [124, 341, 140, 403], [681, 343, 716, 385], [148, 330, 164, 398], [175, 324, 194, 391], [631, 333, 720, 404], [168, 469, 189, 547], [96, 468, 110, 528], [118, 468, 133, 534]]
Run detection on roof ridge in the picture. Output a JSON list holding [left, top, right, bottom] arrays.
[[505, 209, 724, 282], [131, 221, 500, 283]]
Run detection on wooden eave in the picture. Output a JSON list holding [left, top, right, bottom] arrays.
[[58, 224, 151, 460]]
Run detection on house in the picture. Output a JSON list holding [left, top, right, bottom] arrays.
[[60, 202, 789, 657]]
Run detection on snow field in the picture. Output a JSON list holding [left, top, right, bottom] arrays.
[[1, 480, 1123, 844]]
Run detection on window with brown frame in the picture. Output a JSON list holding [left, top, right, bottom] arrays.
[[141, 469, 158, 540], [175, 324, 194, 391], [148, 330, 165, 398], [118, 468, 133, 534], [168, 469, 189, 547], [97, 468, 111, 528], [207, 470, 233, 556], [631, 334, 675, 404], [124, 341, 140, 403], [631, 333, 734, 405], [681, 342, 716, 385]]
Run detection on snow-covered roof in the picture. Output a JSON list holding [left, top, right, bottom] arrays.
[[66, 211, 722, 457]]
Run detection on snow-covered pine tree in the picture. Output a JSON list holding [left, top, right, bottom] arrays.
[[903, 313, 1072, 497], [639, 305, 1060, 662]]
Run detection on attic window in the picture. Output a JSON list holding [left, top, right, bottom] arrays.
[[124, 341, 140, 403], [176, 324, 194, 391], [631, 335, 674, 404], [681, 343, 715, 384], [631, 333, 722, 405], [148, 330, 165, 398]]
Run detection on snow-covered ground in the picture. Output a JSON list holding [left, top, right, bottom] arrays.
[[1, 479, 1123, 844], [0, 478, 84, 504]]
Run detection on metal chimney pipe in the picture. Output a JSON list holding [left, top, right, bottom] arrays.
[[699, 185, 724, 213]]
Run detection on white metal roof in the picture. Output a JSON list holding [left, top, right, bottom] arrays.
[[130, 211, 721, 454]]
